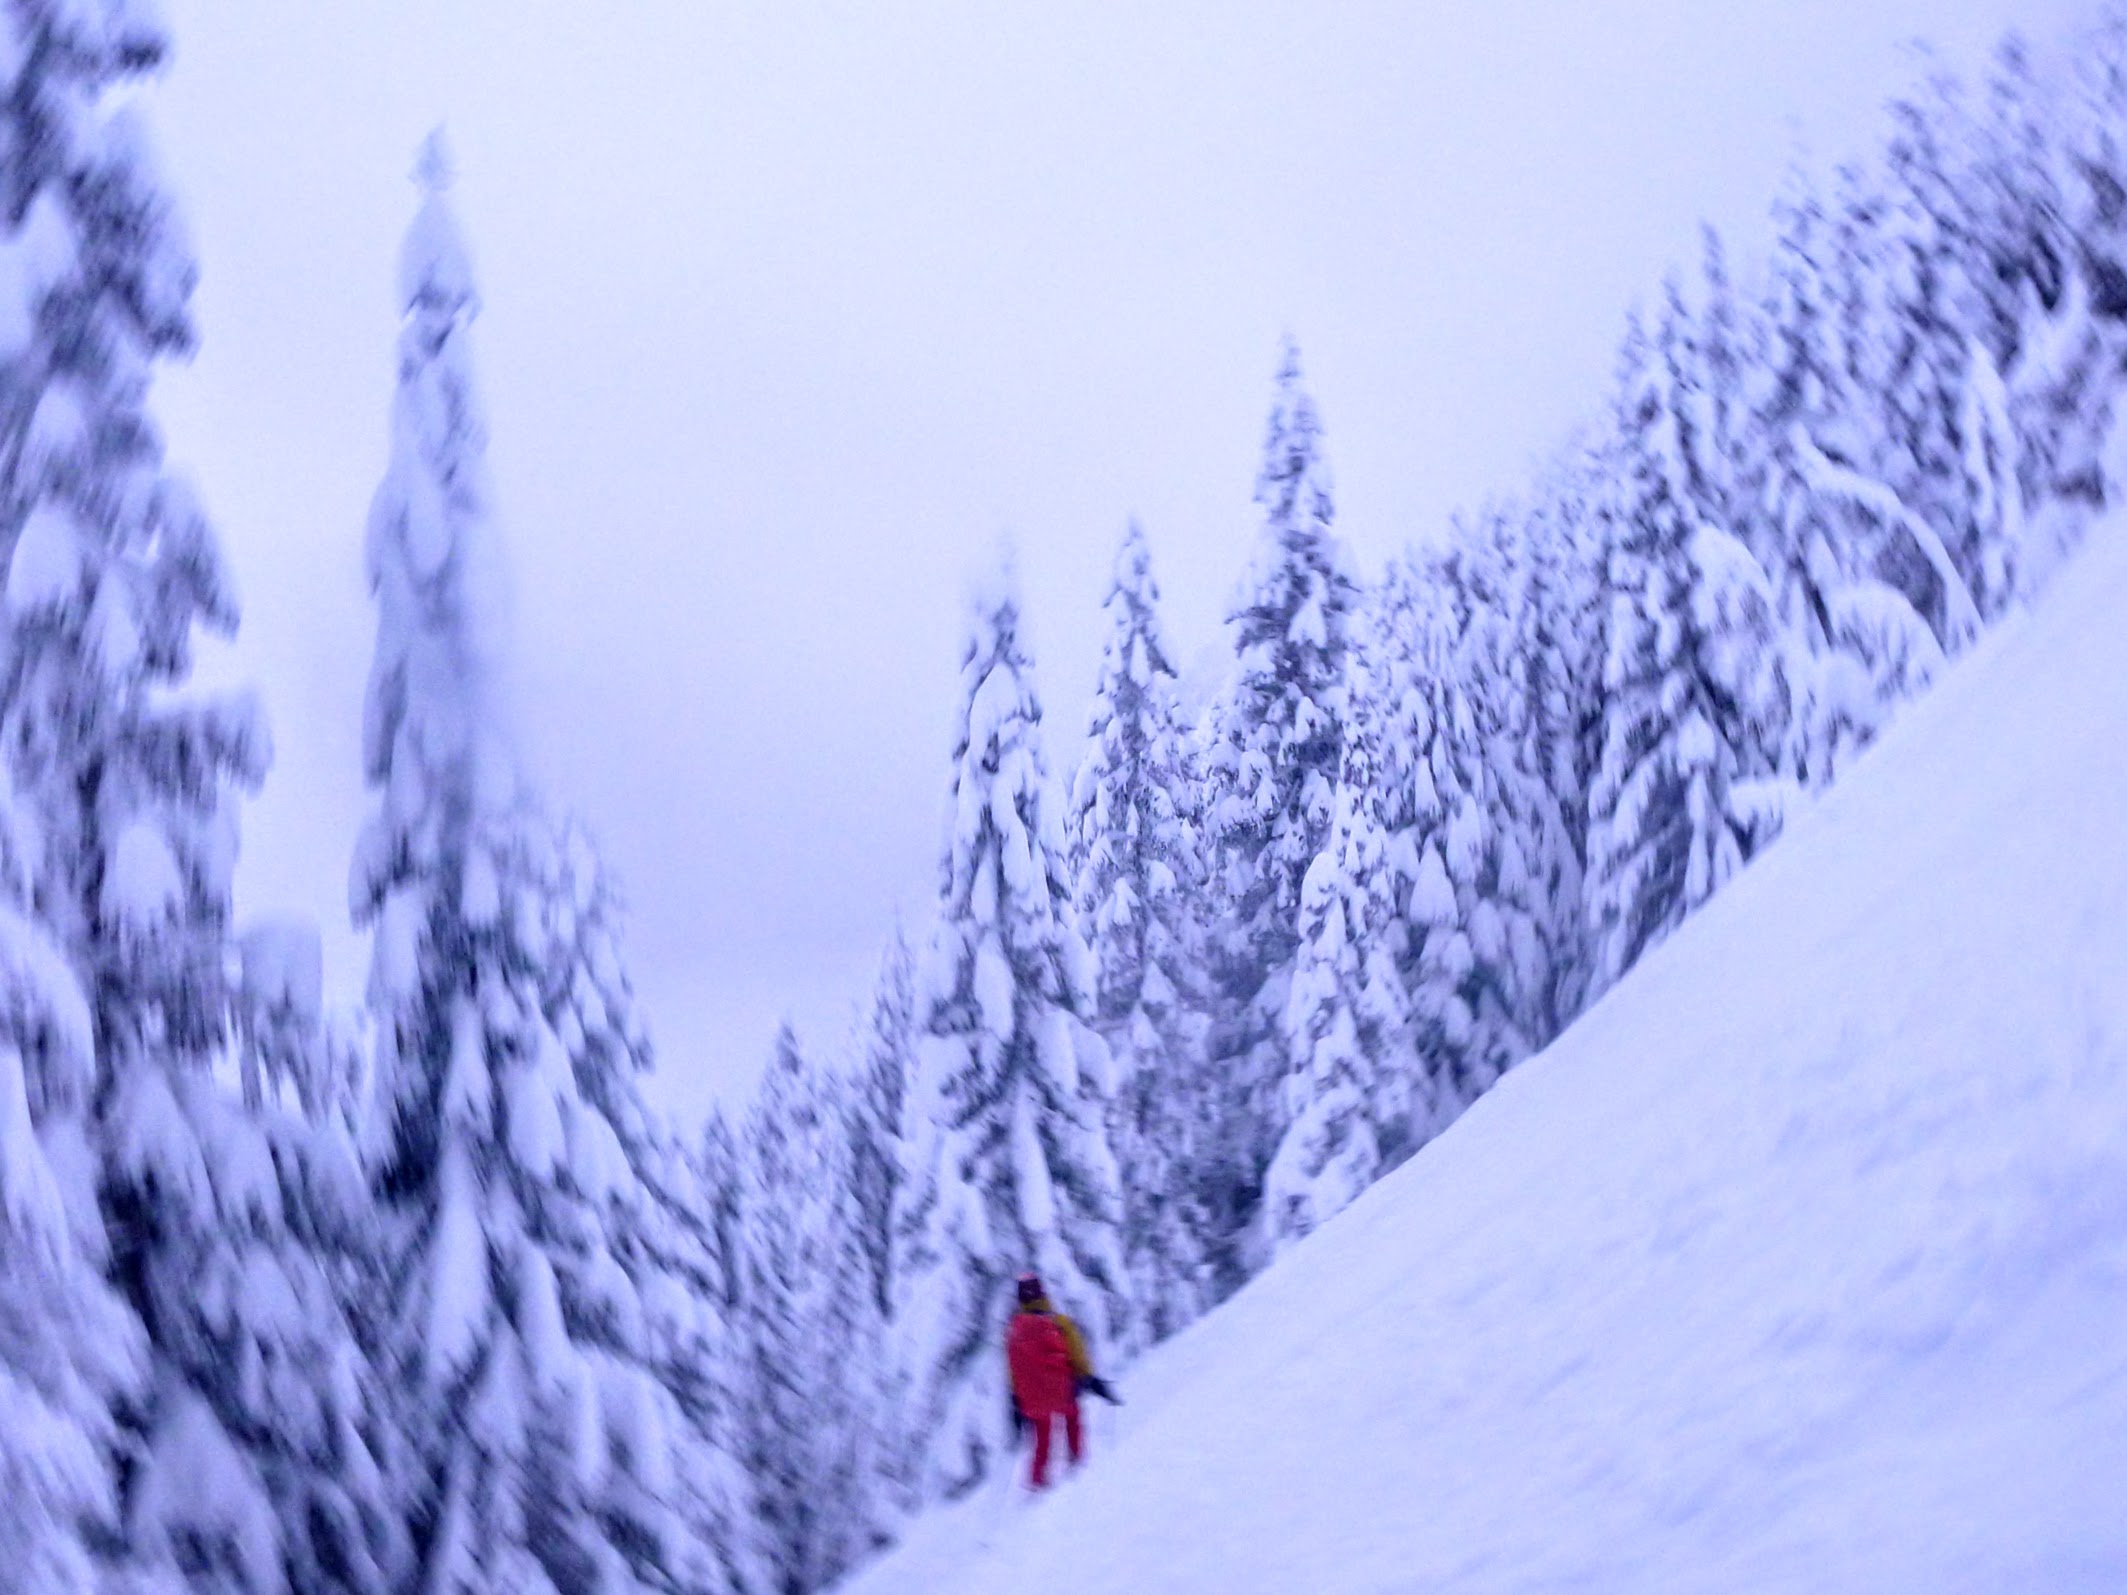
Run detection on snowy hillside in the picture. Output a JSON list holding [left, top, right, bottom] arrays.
[[845, 521, 2127, 1593]]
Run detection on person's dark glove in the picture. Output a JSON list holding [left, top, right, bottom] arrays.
[[1078, 1375, 1123, 1406], [1010, 1398, 1026, 1438]]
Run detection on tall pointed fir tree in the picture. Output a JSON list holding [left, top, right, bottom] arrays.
[[1507, 480, 1606, 1036], [1874, 37, 2065, 607], [354, 139, 743, 1595], [0, 6, 399, 1591], [1877, 88, 1987, 623], [736, 1026, 823, 1594], [846, 926, 915, 1513], [738, 1028, 878, 1594], [1744, 165, 1945, 784], [1865, 88, 2012, 649], [0, 7, 174, 1585], [1436, 515, 1550, 1086], [1586, 311, 1785, 993], [636, 1128, 759, 1595], [807, 1059, 886, 1584], [849, 925, 912, 1328], [893, 565, 1124, 1502], [1654, 282, 1800, 854], [1066, 521, 1212, 1346], [1202, 340, 1357, 1284], [1372, 559, 1487, 1125]]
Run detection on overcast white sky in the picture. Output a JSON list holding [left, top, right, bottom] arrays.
[[154, 0, 2089, 1128]]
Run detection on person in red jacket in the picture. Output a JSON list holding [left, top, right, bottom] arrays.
[[1005, 1272, 1085, 1489]]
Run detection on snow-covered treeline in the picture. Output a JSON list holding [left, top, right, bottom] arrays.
[[3, 5, 2126, 1593]]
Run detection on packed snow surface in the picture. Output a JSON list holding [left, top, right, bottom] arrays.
[[847, 525, 2127, 1592]]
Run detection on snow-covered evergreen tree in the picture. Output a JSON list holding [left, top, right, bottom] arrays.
[[638, 1132, 759, 1595], [738, 1029, 880, 1593], [894, 566, 1124, 1501], [849, 926, 913, 1327], [1438, 517, 1552, 1085], [354, 134, 538, 1593], [1505, 484, 1605, 1037], [0, 0, 258, 1060], [1586, 314, 1778, 991], [1066, 521, 1212, 1345], [0, 13, 177, 1583], [1202, 340, 1357, 1283], [1263, 650, 1409, 1250], [1957, 36, 2074, 366], [1867, 85, 2026, 648], [846, 928, 915, 1515], [806, 1102, 885, 1588], [1651, 281, 1801, 840], [1877, 94, 1988, 610], [1744, 168, 1946, 784], [1372, 562, 1488, 1116], [355, 139, 739, 1595], [693, 1111, 745, 1323], [2007, 18, 2127, 582], [534, 821, 762, 1595], [121, 919, 403, 1595], [0, 8, 405, 1591], [738, 1026, 830, 1594], [0, 895, 144, 1594]]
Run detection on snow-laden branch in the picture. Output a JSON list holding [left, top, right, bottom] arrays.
[[1793, 425, 1982, 649]]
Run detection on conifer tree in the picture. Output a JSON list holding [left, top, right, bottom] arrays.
[[354, 134, 541, 1593], [847, 928, 916, 1514], [804, 1079, 887, 1585], [894, 566, 1124, 1501], [355, 139, 740, 1595], [1067, 521, 1212, 1343], [694, 1110, 745, 1322], [0, 898, 143, 1593], [644, 1128, 760, 1595], [1202, 340, 1357, 1281], [731, 1035, 883, 1593], [1263, 649, 1409, 1249], [2007, 20, 2127, 581], [1373, 562, 1487, 1116], [1439, 517, 1552, 1083], [1879, 93, 1984, 588], [1508, 485, 1604, 1036], [1586, 314, 1774, 991], [131, 926, 402, 1595], [1748, 170, 1952, 783], [849, 926, 913, 1327], [0, 8, 183, 1583], [535, 821, 763, 1595], [0, 8, 403, 1590], [739, 1027, 840, 1594], [1870, 91, 2016, 645]]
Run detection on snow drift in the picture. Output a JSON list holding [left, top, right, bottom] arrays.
[[845, 522, 2127, 1593]]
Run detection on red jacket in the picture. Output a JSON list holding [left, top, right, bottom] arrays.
[[1006, 1308, 1078, 1417]]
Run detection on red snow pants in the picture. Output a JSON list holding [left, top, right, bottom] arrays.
[[1027, 1399, 1083, 1488]]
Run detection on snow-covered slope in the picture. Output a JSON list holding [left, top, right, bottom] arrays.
[[847, 523, 2127, 1595]]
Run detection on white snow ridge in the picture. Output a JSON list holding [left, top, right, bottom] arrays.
[[845, 521, 2127, 1593]]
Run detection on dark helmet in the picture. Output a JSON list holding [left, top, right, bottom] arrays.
[[1015, 1272, 1043, 1305]]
